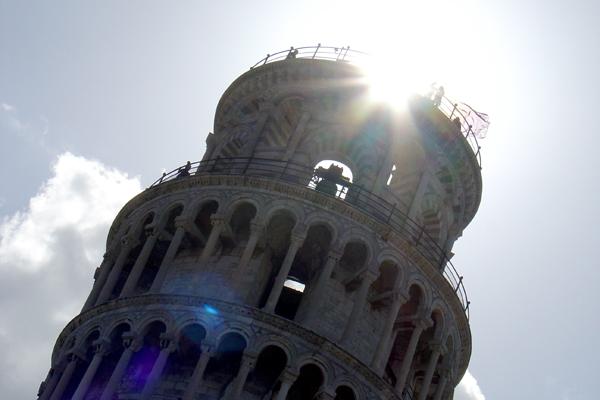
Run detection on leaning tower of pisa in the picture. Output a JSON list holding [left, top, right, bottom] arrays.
[[38, 46, 485, 400]]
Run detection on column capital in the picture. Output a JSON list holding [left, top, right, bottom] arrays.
[[210, 214, 227, 227], [392, 289, 409, 304], [67, 349, 85, 363], [281, 369, 298, 383], [241, 352, 257, 367], [249, 220, 265, 235], [92, 338, 111, 355], [120, 234, 135, 247], [326, 247, 344, 262], [290, 232, 306, 246], [414, 316, 433, 331], [159, 334, 178, 352], [364, 269, 379, 283], [122, 332, 142, 352], [174, 215, 194, 230], [428, 340, 447, 355]]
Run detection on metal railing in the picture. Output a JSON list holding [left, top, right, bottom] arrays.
[[150, 157, 470, 318], [435, 94, 488, 168], [250, 45, 488, 168], [250, 44, 368, 69]]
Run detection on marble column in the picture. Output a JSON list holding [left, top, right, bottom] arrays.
[[71, 339, 109, 400], [199, 215, 226, 264], [432, 369, 450, 400], [82, 252, 114, 311], [49, 352, 80, 400], [95, 241, 133, 304], [99, 336, 140, 400], [341, 270, 378, 344], [395, 318, 430, 396], [299, 248, 342, 324], [417, 342, 445, 400], [182, 343, 213, 400], [140, 337, 177, 400], [371, 291, 408, 371], [273, 370, 298, 400], [237, 220, 264, 271], [38, 368, 60, 400], [121, 231, 158, 297], [225, 353, 255, 399], [150, 217, 190, 292], [263, 233, 305, 313]]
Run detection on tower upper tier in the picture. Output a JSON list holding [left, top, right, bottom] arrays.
[[205, 46, 483, 239]]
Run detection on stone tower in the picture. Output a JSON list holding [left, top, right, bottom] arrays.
[[38, 46, 485, 400]]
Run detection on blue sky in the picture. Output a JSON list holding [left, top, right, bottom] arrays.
[[1, 1, 599, 399]]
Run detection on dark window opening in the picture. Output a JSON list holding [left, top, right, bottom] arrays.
[[244, 345, 287, 397], [203, 333, 247, 397], [286, 364, 323, 400]]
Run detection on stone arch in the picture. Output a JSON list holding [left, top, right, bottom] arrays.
[[290, 354, 331, 386], [274, 221, 334, 320], [77, 324, 103, 346], [403, 276, 434, 311], [260, 199, 304, 227], [337, 227, 377, 266], [224, 197, 262, 221], [287, 357, 329, 400], [173, 317, 212, 342], [334, 383, 359, 400], [86, 322, 132, 399], [335, 238, 371, 291], [102, 318, 134, 340], [249, 335, 296, 364], [134, 313, 175, 337], [122, 319, 168, 393], [156, 200, 187, 228], [302, 213, 340, 244], [203, 331, 248, 396], [243, 344, 289, 397], [375, 249, 409, 289], [306, 133, 362, 184], [162, 323, 208, 386], [212, 322, 253, 349], [134, 203, 186, 294], [368, 258, 403, 309], [219, 200, 259, 257], [177, 197, 221, 256], [256, 208, 299, 309]]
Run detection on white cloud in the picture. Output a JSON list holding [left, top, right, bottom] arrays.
[[455, 370, 486, 400], [0, 152, 141, 399]]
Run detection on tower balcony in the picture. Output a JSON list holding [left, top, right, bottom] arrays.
[[146, 156, 470, 319]]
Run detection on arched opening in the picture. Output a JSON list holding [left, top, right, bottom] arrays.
[[122, 321, 167, 394], [286, 363, 324, 400], [220, 202, 257, 256], [243, 345, 287, 397], [203, 332, 247, 397], [110, 213, 154, 300], [369, 260, 400, 309], [335, 385, 357, 400], [258, 211, 296, 308], [335, 241, 368, 291], [135, 205, 184, 293], [310, 160, 353, 199], [177, 200, 219, 257], [63, 330, 100, 399], [275, 224, 332, 320], [162, 324, 206, 391], [384, 285, 424, 387], [87, 323, 131, 399]]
